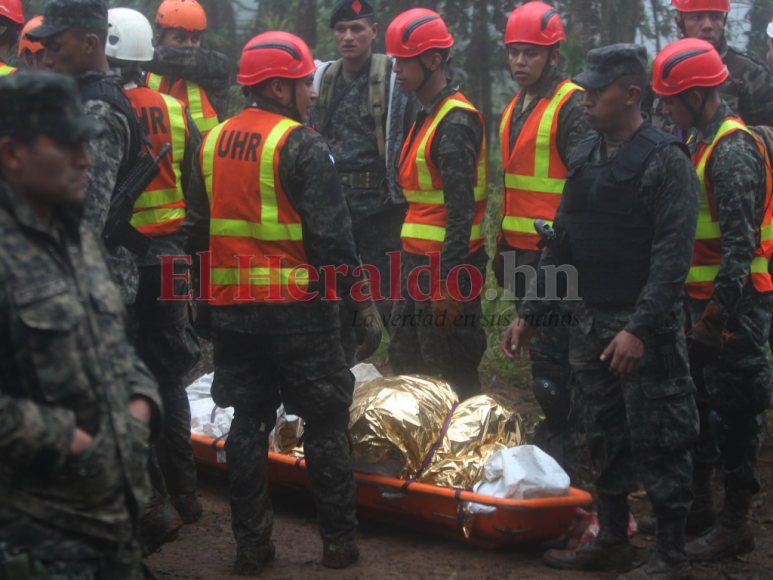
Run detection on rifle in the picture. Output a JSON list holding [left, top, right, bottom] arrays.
[[102, 143, 172, 257]]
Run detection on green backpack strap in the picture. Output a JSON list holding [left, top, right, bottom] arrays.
[[317, 59, 343, 129], [369, 53, 389, 164]]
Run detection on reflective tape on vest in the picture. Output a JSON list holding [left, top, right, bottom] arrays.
[[0, 64, 17, 76]]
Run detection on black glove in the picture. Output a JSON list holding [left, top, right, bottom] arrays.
[[351, 301, 383, 362]]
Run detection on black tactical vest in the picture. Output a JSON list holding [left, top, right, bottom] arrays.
[[560, 123, 687, 306]]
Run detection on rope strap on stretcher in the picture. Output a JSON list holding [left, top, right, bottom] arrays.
[[401, 402, 459, 491]]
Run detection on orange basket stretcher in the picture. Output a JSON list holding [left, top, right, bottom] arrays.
[[191, 433, 592, 548]]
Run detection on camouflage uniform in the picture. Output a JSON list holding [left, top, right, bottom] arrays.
[[686, 102, 773, 496], [388, 84, 489, 401], [144, 46, 231, 124], [0, 73, 162, 579], [312, 55, 410, 365], [522, 121, 701, 521], [646, 36, 773, 133], [78, 69, 139, 306], [187, 100, 361, 550], [496, 67, 589, 484]]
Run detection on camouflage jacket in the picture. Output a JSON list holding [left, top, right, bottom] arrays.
[[77, 69, 138, 305], [144, 46, 231, 123], [647, 36, 773, 133], [403, 83, 488, 278], [520, 122, 701, 341], [187, 101, 361, 335], [691, 101, 769, 319], [0, 181, 161, 556]]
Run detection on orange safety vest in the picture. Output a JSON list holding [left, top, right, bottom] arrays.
[[399, 92, 488, 255], [126, 86, 189, 237], [498, 80, 582, 250], [0, 62, 17, 76], [686, 117, 773, 299], [147, 72, 219, 134], [200, 108, 312, 305]]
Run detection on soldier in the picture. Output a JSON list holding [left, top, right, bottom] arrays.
[[145, 0, 230, 135], [0, 0, 23, 75], [188, 32, 381, 574], [653, 38, 773, 561], [645, 0, 773, 132], [495, 1, 588, 484], [503, 45, 701, 579], [107, 6, 208, 549], [0, 72, 162, 579], [385, 9, 489, 401], [29, 0, 144, 308], [313, 0, 414, 365], [18, 16, 47, 71]]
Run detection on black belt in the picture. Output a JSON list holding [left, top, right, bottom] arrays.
[[338, 172, 386, 190]]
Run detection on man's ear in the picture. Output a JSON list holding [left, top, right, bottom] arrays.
[[549, 48, 560, 67], [627, 85, 642, 107], [371, 22, 379, 38], [85, 32, 100, 55], [0, 137, 24, 174]]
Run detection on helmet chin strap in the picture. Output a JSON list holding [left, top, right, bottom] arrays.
[[679, 88, 710, 127], [415, 56, 437, 94]]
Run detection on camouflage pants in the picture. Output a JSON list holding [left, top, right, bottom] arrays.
[[570, 305, 699, 520], [211, 329, 357, 547], [339, 204, 407, 365], [134, 265, 201, 502], [687, 297, 773, 493]]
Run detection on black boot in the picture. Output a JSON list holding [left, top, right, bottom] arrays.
[[618, 518, 691, 579], [140, 486, 183, 555], [323, 541, 359, 569], [235, 541, 276, 576], [686, 484, 754, 561]]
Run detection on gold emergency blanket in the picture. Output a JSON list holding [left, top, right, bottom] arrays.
[[270, 405, 304, 457], [348, 375, 458, 478]]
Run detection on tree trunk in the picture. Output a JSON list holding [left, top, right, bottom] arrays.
[[295, 0, 318, 49]]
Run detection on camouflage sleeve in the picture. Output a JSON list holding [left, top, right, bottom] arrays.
[[625, 145, 700, 339], [556, 90, 590, 167], [705, 131, 765, 319], [125, 356, 164, 439], [737, 60, 773, 127], [278, 127, 361, 297], [0, 282, 76, 475], [433, 108, 484, 277], [146, 46, 231, 98], [178, 107, 209, 255]]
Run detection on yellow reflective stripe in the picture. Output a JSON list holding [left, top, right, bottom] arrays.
[[533, 82, 581, 179], [415, 98, 477, 190], [146, 73, 162, 91], [694, 221, 721, 240], [201, 122, 228, 207], [0, 65, 16, 76], [499, 95, 518, 144], [210, 218, 303, 241], [134, 187, 183, 210], [131, 207, 186, 228], [686, 265, 720, 284], [505, 173, 565, 194], [502, 215, 552, 234], [751, 256, 769, 273], [762, 222, 773, 243], [186, 81, 218, 132], [403, 188, 444, 204], [211, 267, 310, 286], [261, 119, 300, 225], [401, 222, 481, 242]]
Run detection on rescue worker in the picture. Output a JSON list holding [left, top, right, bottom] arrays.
[[106, 6, 207, 550], [386, 9, 489, 401], [495, 1, 589, 484], [0, 0, 23, 75], [313, 0, 414, 365], [29, 0, 144, 308], [645, 0, 773, 132], [653, 38, 773, 561], [0, 71, 162, 580], [18, 16, 47, 71], [188, 31, 382, 574], [504, 45, 701, 579], [145, 0, 230, 135]]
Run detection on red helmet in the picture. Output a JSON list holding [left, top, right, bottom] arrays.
[[0, 0, 23, 25], [385, 8, 453, 58], [505, 2, 565, 46], [652, 38, 728, 95], [237, 31, 316, 86], [670, 0, 730, 13], [155, 0, 207, 31], [19, 15, 43, 56]]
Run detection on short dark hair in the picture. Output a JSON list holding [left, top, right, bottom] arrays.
[[72, 26, 108, 49], [616, 73, 647, 102]]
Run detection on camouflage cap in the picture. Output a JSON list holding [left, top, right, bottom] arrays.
[[0, 72, 105, 145], [573, 43, 648, 90], [26, 0, 108, 42]]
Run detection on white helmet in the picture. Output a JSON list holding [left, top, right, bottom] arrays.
[[768, 17, 773, 40], [106, 8, 155, 62]]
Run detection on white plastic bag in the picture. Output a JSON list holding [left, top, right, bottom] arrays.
[[187, 373, 233, 440], [351, 363, 383, 387]]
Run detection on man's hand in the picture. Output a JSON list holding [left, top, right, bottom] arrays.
[[69, 428, 93, 456], [129, 397, 152, 424], [432, 281, 464, 336], [601, 330, 644, 375], [501, 317, 537, 366]]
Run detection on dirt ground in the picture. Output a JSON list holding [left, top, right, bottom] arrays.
[[150, 359, 773, 580]]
